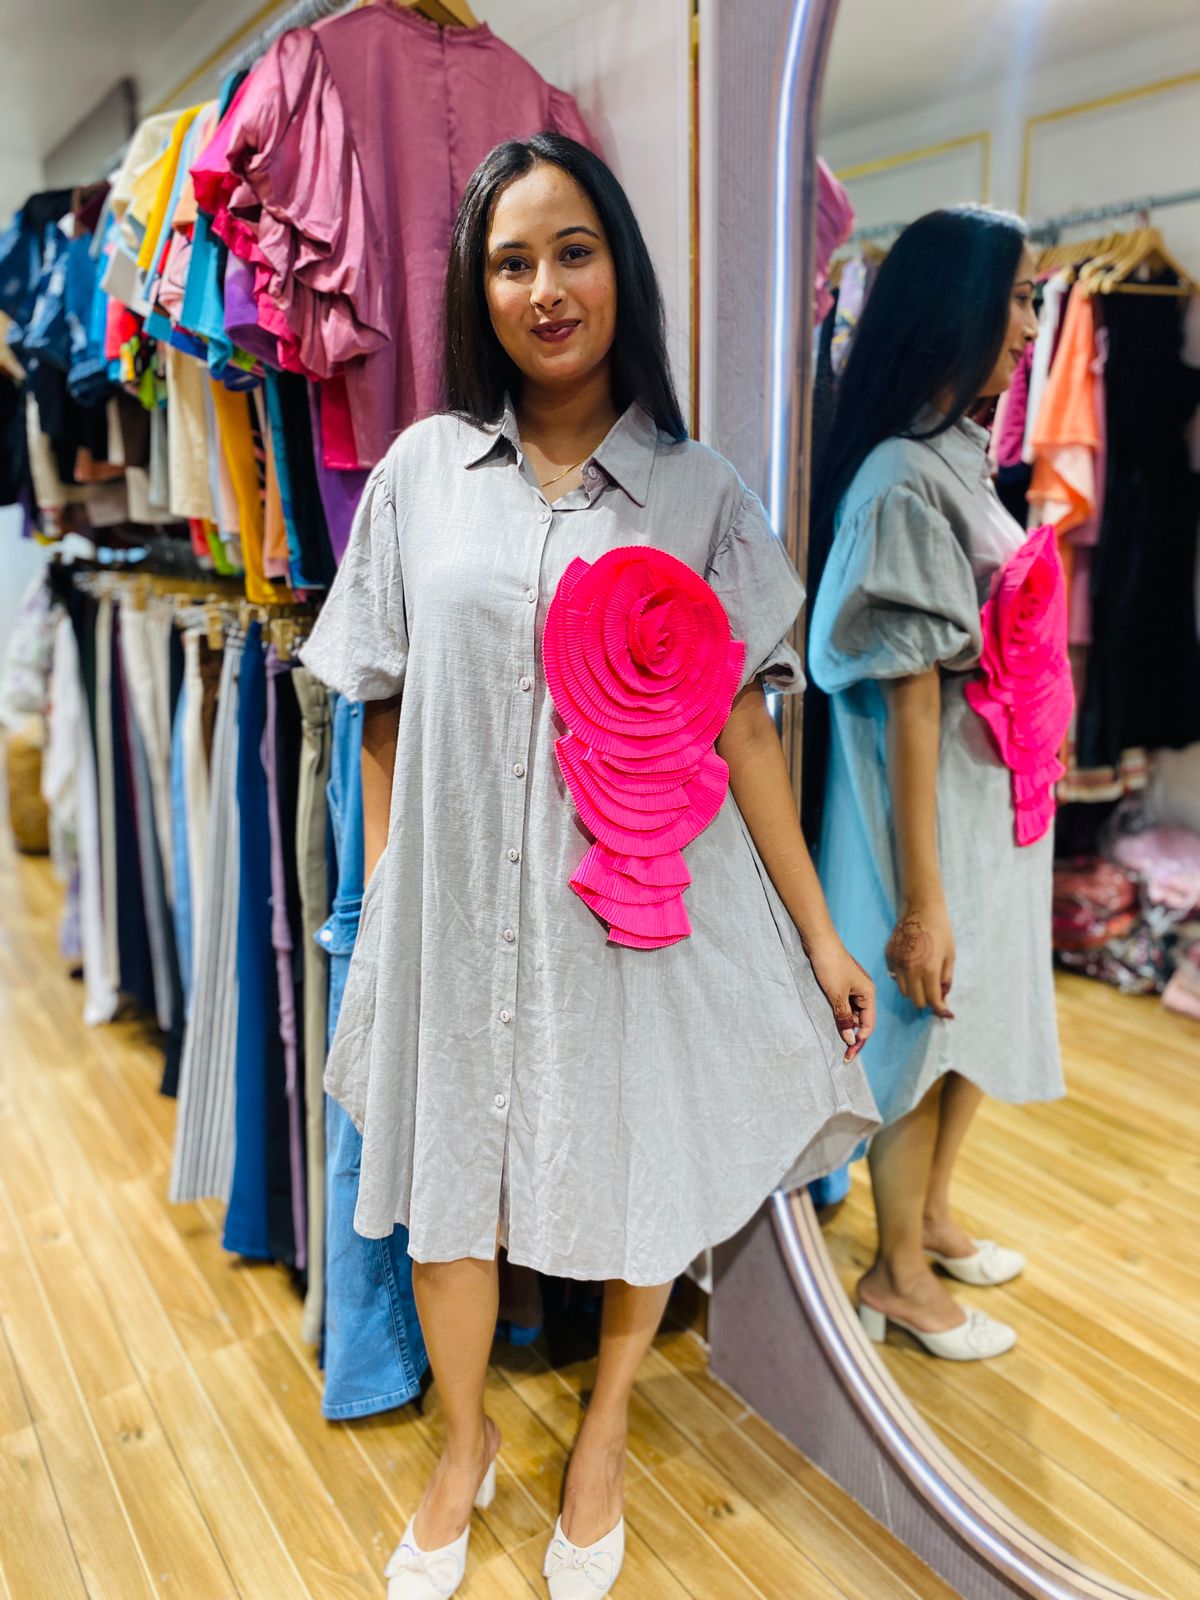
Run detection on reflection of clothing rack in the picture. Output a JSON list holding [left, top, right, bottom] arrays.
[[844, 186, 1200, 249], [1030, 186, 1200, 244]]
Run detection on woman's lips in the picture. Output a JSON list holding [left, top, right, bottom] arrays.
[[532, 321, 580, 344]]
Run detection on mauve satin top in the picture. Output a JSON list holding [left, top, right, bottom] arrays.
[[193, 5, 598, 468]]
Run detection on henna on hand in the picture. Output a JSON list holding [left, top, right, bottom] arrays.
[[886, 912, 934, 973]]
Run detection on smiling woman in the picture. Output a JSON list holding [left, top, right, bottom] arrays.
[[296, 129, 881, 1598]]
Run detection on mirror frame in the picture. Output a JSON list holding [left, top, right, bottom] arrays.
[[707, 4, 1157, 1596]]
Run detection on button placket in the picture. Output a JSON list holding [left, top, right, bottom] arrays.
[[490, 497, 554, 1122]]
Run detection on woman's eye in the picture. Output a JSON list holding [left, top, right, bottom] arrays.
[[499, 257, 529, 275], [563, 245, 591, 263]]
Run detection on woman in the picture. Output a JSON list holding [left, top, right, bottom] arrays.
[[808, 207, 1063, 1362], [300, 134, 879, 1598]]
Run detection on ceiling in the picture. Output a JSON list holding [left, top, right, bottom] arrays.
[[821, 0, 1200, 135]]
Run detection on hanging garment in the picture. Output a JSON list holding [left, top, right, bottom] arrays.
[[1029, 288, 1102, 537], [265, 647, 307, 1269], [293, 666, 332, 1346], [1078, 288, 1200, 767], [1023, 274, 1069, 465], [170, 630, 244, 1205], [810, 409, 1064, 1132], [224, 625, 296, 1263], [48, 612, 117, 1024], [193, 7, 598, 466], [317, 696, 428, 1416]]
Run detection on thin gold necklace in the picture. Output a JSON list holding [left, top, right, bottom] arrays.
[[540, 453, 592, 491]]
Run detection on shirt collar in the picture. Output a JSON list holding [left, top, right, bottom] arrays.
[[910, 403, 991, 490], [462, 397, 659, 507]]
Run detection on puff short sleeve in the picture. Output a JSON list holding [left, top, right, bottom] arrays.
[[191, 29, 387, 377], [809, 484, 982, 694], [705, 489, 806, 694], [298, 464, 407, 701]]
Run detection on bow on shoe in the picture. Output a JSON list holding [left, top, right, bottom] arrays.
[[385, 1541, 461, 1596], [544, 1538, 617, 1591]]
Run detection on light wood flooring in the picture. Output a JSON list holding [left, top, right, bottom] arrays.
[[823, 973, 1200, 1600], [0, 835, 958, 1600]]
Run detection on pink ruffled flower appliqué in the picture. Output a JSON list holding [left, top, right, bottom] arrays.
[[542, 546, 746, 949], [965, 523, 1074, 846]]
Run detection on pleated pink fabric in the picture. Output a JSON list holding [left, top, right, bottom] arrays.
[[543, 547, 745, 948], [965, 522, 1074, 846]]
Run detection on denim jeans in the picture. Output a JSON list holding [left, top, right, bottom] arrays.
[[319, 696, 428, 1419]]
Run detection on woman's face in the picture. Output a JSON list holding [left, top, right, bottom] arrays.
[[484, 162, 618, 393], [978, 246, 1039, 398]]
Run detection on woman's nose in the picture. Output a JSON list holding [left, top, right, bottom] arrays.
[[532, 260, 564, 310]]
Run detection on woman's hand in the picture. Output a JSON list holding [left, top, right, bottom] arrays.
[[886, 896, 956, 1019], [806, 936, 876, 1063]]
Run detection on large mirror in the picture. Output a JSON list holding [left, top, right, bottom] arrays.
[[802, 4, 1200, 1596]]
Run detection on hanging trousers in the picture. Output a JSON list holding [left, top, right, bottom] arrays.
[[170, 629, 244, 1205], [294, 667, 332, 1344]]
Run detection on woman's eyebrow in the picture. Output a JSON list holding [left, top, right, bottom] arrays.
[[490, 225, 601, 252]]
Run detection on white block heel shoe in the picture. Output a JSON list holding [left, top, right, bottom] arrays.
[[859, 1302, 1016, 1360], [928, 1239, 1025, 1286], [543, 1515, 625, 1597], [385, 1461, 497, 1598]]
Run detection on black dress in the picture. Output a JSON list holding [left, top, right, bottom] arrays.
[[1077, 285, 1200, 768]]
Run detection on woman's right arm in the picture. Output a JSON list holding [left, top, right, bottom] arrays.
[[362, 694, 402, 886], [885, 669, 956, 1019]]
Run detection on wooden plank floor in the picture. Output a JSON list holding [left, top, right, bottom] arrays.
[[823, 973, 1200, 1600], [0, 834, 957, 1600]]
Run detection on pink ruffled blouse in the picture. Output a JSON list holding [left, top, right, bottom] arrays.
[[192, 6, 598, 468]]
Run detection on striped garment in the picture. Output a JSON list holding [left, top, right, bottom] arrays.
[[169, 628, 244, 1204]]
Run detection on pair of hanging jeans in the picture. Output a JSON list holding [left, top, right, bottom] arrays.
[[319, 696, 427, 1419], [224, 625, 295, 1266]]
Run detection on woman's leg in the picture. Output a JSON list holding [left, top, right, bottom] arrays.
[[923, 1071, 986, 1258], [409, 1255, 502, 1549], [561, 1279, 673, 1545], [857, 1079, 962, 1330]]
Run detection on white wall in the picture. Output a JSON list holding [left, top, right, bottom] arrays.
[[822, 19, 1200, 270], [487, 1, 694, 426]]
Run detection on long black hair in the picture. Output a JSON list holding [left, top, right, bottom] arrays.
[[801, 205, 1029, 840], [443, 133, 687, 441]]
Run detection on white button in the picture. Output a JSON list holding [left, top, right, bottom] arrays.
[[507, 848, 520, 863], [519, 676, 532, 692], [585, 464, 598, 480], [494, 1093, 507, 1109], [499, 1009, 512, 1024], [526, 588, 537, 603], [538, 508, 551, 523], [319, 929, 332, 945], [512, 762, 525, 778], [503, 928, 516, 943]]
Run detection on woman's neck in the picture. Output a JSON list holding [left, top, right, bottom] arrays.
[[516, 366, 620, 457]]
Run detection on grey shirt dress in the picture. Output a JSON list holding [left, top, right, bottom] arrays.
[[809, 411, 1064, 1129], [300, 400, 879, 1285]]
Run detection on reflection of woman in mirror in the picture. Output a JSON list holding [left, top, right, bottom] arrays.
[[806, 208, 1061, 1360]]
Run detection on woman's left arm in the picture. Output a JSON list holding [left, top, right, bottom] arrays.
[[717, 682, 875, 1062]]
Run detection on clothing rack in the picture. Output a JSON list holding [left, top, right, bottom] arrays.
[[224, 0, 358, 77], [1029, 186, 1200, 243]]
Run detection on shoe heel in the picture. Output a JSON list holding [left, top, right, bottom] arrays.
[[475, 1460, 496, 1511], [858, 1304, 887, 1343]]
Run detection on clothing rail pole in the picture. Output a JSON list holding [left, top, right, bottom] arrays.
[[224, 0, 356, 77], [765, 0, 841, 799], [1029, 185, 1200, 241]]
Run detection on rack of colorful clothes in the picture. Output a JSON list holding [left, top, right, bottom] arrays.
[[0, 0, 597, 596], [6, 555, 429, 1416]]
